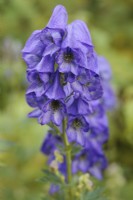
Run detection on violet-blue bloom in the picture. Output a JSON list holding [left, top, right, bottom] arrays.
[[66, 93, 92, 115], [22, 4, 114, 187], [27, 97, 66, 126], [70, 20, 99, 75], [72, 147, 107, 179], [56, 47, 85, 75], [71, 69, 103, 101], [45, 71, 66, 100], [41, 132, 62, 155], [67, 115, 89, 146], [49, 184, 60, 195], [98, 56, 112, 81], [41, 99, 66, 126], [22, 5, 68, 71], [98, 56, 116, 110], [26, 71, 50, 97]]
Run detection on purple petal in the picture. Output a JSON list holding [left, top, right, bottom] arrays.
[[22, 53, 41, 69], [28, 109, 42, 118], [78, 98, 90, 115], [76, 129, 85, 146], [36, 55, 54, 72], [41, 110, 51, 125], [39, 73, 50, 83], [71, 80, 82, 92], [43, 43, 60, 56], [72, 160, 78, 174], [22, 30, 44, 55], [26, 83, 44, 97], [67, 127, 76, 142], [26, 92, 37, 107], [89, 166, 103, 180], [79, 159, 89, 173], [45, 72, 65, 99], [52, 110, 63, 126], [58, 62, 71, 73], [47, 5, 68, 30], [49, 184, 60, 195], [71, 20, 93, 47], [61, 24, 74, 48], [98, 56, 112, 81]]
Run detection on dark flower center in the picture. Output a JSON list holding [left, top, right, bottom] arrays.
[[84, 82, 91, 87], [35, 74, 42, 85], [60, 73, 66, 86], [64, 48, 74, 63], [72, 118, 82, 129], [80, 154, 87, 160], [50, 100, 60, 111]]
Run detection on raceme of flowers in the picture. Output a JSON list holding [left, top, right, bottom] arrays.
[[22, 4, 115, 194]]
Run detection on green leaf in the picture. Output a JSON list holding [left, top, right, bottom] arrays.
[[81, 187, 108, 200], [71, 145, 82, 156], [40, 169, 62, 185]]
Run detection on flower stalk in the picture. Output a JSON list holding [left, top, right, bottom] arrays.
[[62, 119, 73, 199]]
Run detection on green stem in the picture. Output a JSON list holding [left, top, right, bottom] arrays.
[[62, 119, 73, 199]]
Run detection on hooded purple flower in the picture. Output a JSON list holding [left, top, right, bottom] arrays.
[[70, 20, 99, 74], [55, 23, 87, 75], [56, 46, 86, 75], [98, 56, 112, 81], [66, 115, 89, 146], [66, 93, 92, 115], [22, 5, 68, 71], [56, 21, 98, 75], [98, 56, 116, 110], [72, 147, 107, 179], [41, 99, 66, 126], [41, 132, 62, 155], [26, 71, 51, 97], [26, 92, 66, 126], [49, 184, 60, 195], [71, 69, 103, 101], [45, 71, 65, 100]]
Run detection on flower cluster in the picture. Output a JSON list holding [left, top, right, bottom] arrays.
[[22, 4, 115, 192]]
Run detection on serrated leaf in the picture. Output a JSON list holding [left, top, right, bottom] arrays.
[[71, 145, 82, 155], [56, 144, 65, 154], [40, 169, 62, 185], [81, 187, 108, 200]]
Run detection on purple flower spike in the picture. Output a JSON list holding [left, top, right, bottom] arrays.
[[22, 5, 115, 185]]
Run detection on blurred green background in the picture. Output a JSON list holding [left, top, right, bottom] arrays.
[[0, 0, 133, 199]]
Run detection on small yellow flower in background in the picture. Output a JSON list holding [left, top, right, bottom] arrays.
[[78, 173, 93, 191], [75, 173, 93, 198], [54, 150, 64, 163], [50, 160, 58, 172]]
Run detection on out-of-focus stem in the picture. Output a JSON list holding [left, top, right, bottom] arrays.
[[62, 119, 73, 200]]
